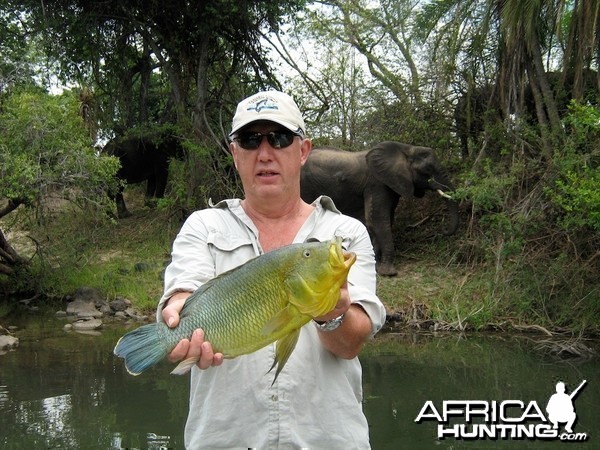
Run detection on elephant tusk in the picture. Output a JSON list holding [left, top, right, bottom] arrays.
[[436, 189, 453, 200]]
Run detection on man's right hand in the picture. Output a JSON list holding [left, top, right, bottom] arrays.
[[162, 291, 224, 369]]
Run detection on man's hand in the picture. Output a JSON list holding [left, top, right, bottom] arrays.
[[313, 282, 373, 359], [162, 291, 224, 369]]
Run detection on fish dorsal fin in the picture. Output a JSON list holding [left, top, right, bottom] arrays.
[[179, 277, 220, 318], [179, 263, 250, 318], [269, 328, 301, 384]]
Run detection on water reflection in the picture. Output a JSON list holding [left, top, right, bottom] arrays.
[[0, 315, 597, 449], [361, 332, 598, 448]]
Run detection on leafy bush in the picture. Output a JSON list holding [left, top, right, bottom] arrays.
[[549, 101, 600, 231], [0, 89, 120, 290], [0, 89, 120, 214]]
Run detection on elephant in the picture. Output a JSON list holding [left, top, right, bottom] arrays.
[[454, 69, 599, 157], [453, 84, 499, 159], [300, 141, 459, 276], [103, 133, 184, 218]]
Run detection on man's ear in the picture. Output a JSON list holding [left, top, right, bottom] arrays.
[[230, 142, 239, 170], [299, 138, 312, 166]]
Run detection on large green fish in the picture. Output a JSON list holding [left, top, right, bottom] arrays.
[[114, 238, 356, 380]]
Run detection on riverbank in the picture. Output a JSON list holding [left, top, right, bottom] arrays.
[[1, 188, 598, 337]]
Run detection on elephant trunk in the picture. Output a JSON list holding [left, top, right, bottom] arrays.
[[443, 196, 460, 236], [430, 173, 459, 236]]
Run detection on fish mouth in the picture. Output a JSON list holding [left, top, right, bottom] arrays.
[[329, 239, 356, 270], [343, 250, 356, 268]]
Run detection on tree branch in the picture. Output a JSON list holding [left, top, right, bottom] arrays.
[[0, 199, 24, 220]]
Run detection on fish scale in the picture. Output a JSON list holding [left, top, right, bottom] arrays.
[[114, 238, 356, 379]]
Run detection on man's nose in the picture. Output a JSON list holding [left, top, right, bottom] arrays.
[[256, 137, 275, 158]]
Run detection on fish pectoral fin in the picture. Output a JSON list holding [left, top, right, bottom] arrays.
[[284, 275, 315, 303], [261, 304, 303, 336], [269, 328, 301, 384], [284, 275, 339, 317], [170, 356, 199, 375]]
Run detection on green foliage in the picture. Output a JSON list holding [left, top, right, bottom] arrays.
[[0, 301, 14, 319], [452, 159, 519, 212], [9, 0, 307, 137], [432, 100, 599, 333], [0, 89, 120, 213], [0, 88, 120, 291], [161, 141, 241, 216], [548, 102, 600, 231], [553, 168, 600, 230]]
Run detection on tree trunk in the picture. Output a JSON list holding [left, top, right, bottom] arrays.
[[0, 228, 29, 275], [194, 37, 210, 135], [525, 29, 563, 161], [529, 31, 562, 134]]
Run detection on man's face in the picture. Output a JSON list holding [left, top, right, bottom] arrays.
[[230, 121, 312, 201]]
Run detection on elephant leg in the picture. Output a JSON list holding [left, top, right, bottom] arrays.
[[115, 189, 131, 218], [146, 174, 157, 198], [153, 164, 169, 199], [366, 187, 399, 276], [146, 161, 169, 208], [373, 226, 398, 277], [145, 174, 158, 207]]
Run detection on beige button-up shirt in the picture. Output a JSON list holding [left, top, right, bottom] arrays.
[[158, 196, 386, 449]]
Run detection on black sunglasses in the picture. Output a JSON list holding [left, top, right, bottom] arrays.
[[233, 130, 302, 150]]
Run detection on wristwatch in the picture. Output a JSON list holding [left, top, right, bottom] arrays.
[[314, 313, 345, 331]]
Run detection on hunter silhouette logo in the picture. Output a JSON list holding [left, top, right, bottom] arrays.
[[415, 379, 589, 442], [546, 380, 587, 434]]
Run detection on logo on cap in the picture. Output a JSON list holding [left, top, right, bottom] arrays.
[[247, 98, 279, 114]]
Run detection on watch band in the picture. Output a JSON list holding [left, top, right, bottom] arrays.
[[314, 313, 345, 331]]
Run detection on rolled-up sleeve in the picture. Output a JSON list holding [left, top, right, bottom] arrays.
[[307, 197, 387, 337], [346, 223, 387, 337], [157, 212, 215, 321]]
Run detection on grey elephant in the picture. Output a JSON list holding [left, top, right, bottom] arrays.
[[300, 141, 459, 276]]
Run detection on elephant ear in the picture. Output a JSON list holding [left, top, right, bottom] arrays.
[[366, 143, 414, 197]]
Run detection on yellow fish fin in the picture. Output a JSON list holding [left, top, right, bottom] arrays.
[[284, 273, 313, 299], [180, 265, 244, 318], [261, 304, 305, 336], [269, 328, 301, 384]]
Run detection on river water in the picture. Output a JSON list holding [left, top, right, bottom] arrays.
[[0, 312, 598, 449]]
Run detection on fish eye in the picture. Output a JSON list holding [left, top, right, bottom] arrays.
[[303, 249, 311, 258]]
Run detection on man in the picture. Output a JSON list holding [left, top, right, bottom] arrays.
[[158, 90, 386, 448]]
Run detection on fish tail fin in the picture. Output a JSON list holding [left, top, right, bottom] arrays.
[[114, 323, 168, 375]]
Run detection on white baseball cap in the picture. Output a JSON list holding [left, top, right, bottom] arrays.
[[230, 90, 306, 137]]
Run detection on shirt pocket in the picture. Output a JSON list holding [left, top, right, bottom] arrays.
[[206, 231, 256, 273]]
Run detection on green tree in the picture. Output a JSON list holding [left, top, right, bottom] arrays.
[[3, 0, 307, 140], [420, 0, 599, 157], [312, 0, 422, 105], [0, 89, 119, 278]]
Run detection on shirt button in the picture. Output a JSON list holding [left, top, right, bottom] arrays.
[[271, 395, 278, 401]]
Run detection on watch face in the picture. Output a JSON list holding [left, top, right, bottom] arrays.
[[317, 313, 345, 331]]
